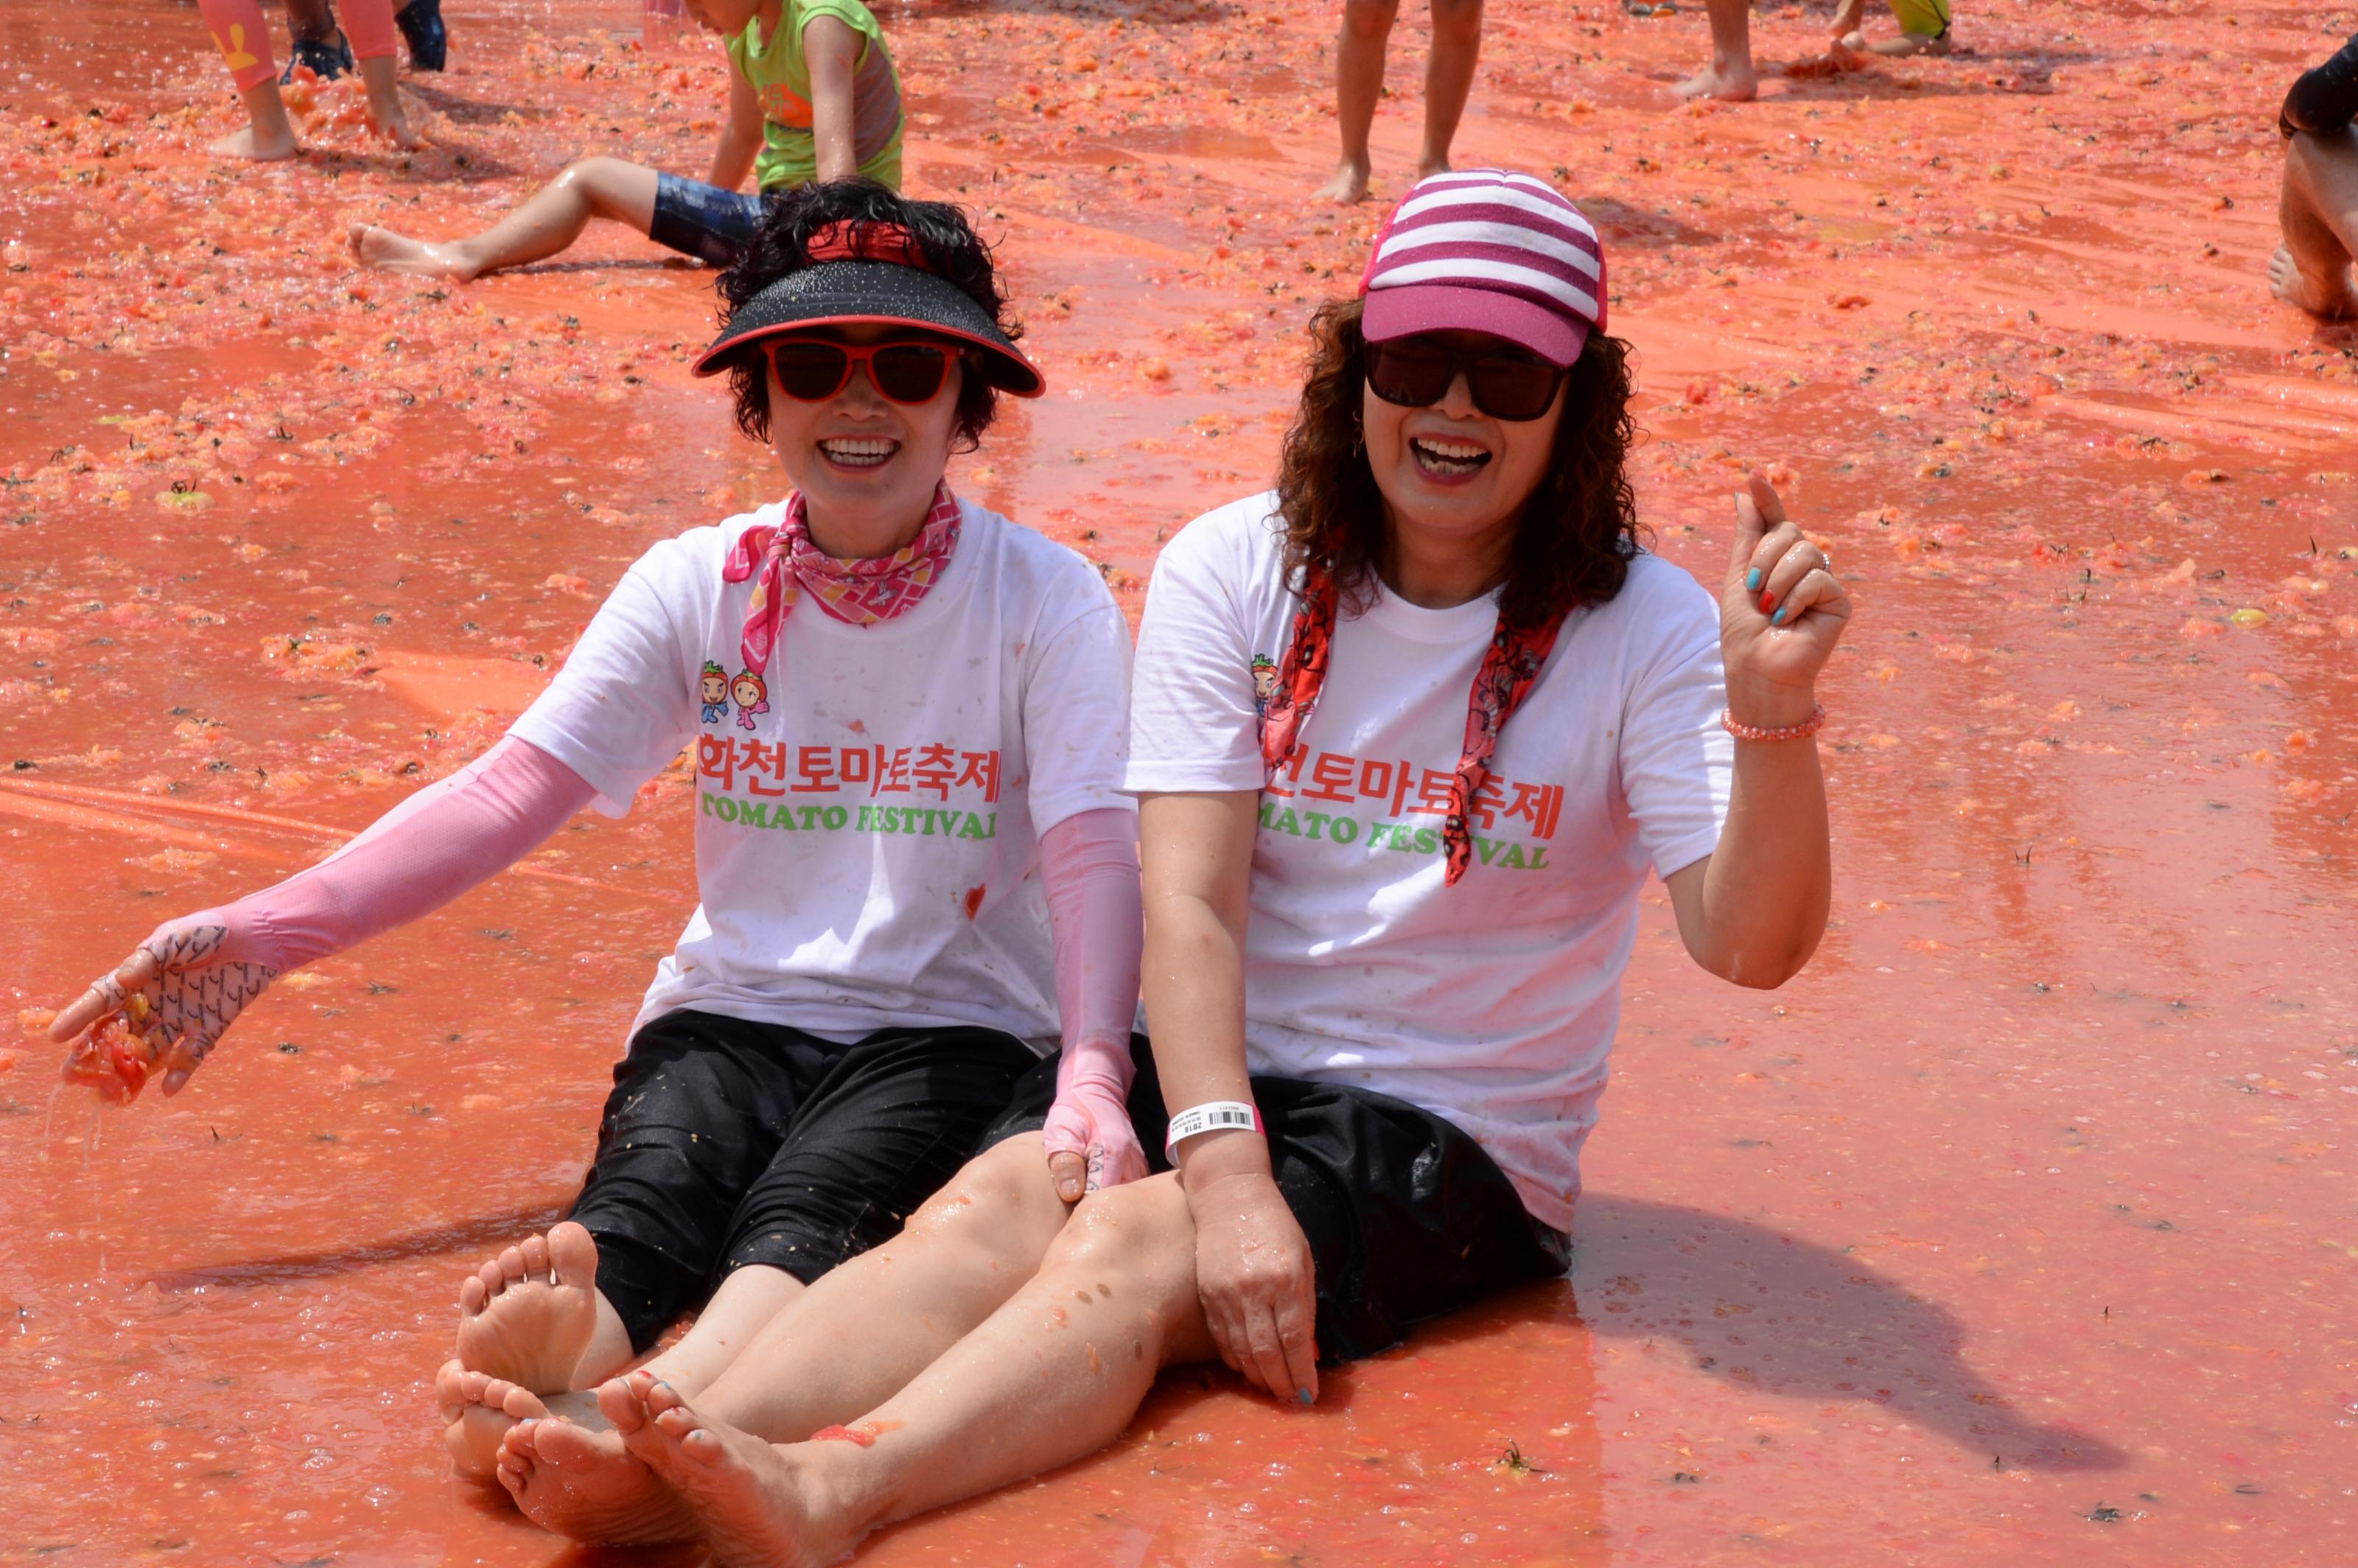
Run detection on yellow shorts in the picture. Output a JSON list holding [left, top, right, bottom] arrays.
[[1889, 0, 1951, 38]]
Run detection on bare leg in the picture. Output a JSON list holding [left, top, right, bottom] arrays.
[[2273, 127, 2358, 320], [1417, 0, 1483, 181], [495, 1136, 1080, 1544], [355, 55, 421, 147], [1829, 0, 1864, 37], [1674, 0, 1759, 102], [1320, 0, 1398, 204], [564, 1175, 1220, 1561], [214, 79, 298, 160], [283, 0, 338, 45], [348, 156, 661, 280]]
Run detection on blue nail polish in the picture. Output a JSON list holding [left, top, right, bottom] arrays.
[[1297, 1388, 1315, 1406], [1771, 605, 1788, 625], [1746, 568, 1761, 591]]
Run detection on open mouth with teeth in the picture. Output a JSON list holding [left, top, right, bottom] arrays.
[[1409, 435, 1494, 480], [818, 436, 900, 470]]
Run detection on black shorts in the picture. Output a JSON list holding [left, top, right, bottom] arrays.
[[647, 172, 772, 268], [569, 1009, 1038, 1351], [983, 1040, 1570, 1365]]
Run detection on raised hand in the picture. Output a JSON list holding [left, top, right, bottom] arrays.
[[1719, 471, 1851, 724], [49, 916, 279, 1099]]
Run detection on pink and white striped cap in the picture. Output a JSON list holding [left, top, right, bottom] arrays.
[[1358, 169, 1607, 368]]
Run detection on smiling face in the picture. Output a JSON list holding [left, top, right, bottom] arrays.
[[1360, 329, 1567, 570], [701, 671, 727, 704], [764, 322, 965, 557], [730, 673, 765, 709]]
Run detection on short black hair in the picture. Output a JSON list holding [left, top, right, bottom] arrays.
[[713, 179, 1017, 452]]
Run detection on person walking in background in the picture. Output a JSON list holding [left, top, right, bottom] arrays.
[[2271, 29, 2358, 320], [1318, 0, 1484, 205]]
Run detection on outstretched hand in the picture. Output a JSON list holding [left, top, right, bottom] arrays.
[[49, 917, 277, 1099], [1719, 471, 1851, 721]]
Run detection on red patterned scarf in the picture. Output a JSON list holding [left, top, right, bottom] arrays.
[[722, 483, 962, 675], [1261, 563, 1562, 886]]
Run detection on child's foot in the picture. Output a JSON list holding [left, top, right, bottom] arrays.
[[357, 57, 424, 150], [210, 124, 298, 161], [497, 1405, 698, 1545], [1673, 59, 1759, 102], [1318, 158, 1374, 205], [612, 1372, 875, 1568], [2270, 244, 2358, 319], [349, 222, 480, 280], [453, 1221, 603, 1389]]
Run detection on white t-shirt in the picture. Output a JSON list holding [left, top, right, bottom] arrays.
[[511, 496, 1134, 1049], [1125, 494, 1731, 1231]]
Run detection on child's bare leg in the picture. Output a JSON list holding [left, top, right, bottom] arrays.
[[569, 1174, 1217, 1562], [1416, 0, 1482, 180], [1320, 0, 1397, 203], [1830, 0, 1866, 37], [1675, 0, 1760, 102], [349, 156, 660, 280], [494, 1135, 1080, 1544], [197, 0, 298, 159], [2273, 127, 2358, 320], [354, 55, 421, 147]]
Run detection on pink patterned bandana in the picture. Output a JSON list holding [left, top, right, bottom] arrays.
[[722, 483, 962, 675]]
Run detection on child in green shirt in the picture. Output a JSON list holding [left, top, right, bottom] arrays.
[[349, 0, 903, 280]]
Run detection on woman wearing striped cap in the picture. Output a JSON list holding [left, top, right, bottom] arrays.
[[497, 169, 1852, 1563]]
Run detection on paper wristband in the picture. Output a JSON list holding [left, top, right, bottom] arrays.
[[1165, 1100, 1264, 1157]]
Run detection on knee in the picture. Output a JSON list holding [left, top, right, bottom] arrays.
[[1038, 1176, 1188, 1282], [1342, 0, 1399, 40], [904, 1137, 1061, 1243], [553, 156, 629, 198], [1430, 0, 1483, 38]]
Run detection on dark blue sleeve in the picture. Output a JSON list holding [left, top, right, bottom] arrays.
[[2282, 33, 2358, 138]]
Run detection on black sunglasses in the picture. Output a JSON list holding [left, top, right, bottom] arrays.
[[1365, 335, 1568, 422], [767, 337, 958, 405]]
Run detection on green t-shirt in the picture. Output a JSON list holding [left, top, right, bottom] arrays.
[[725, 0, 905, 192]]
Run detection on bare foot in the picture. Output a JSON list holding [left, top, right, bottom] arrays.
[[371, 102, 424, 150], [438, 1362, 607, 1480], [454, 1222, 603, 1389], [1318, 158, 1373, 205], [498, 1403, 701, 1545], [2270, 243, 2358, 319], [1673, 60, 1759, 102], [1413, 155, 1452, 183], [210, 124, 298, 161], [613, 1372, 875, 1568], [348, 222, 482, 280]]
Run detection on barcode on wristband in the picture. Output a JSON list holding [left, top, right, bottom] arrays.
[[1165, 1100, 1262, 1154]]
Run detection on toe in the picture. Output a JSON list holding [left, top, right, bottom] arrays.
[[458, 1274, 486, 1314], [434, 1357, 470, 1413], [643, 1378, 688, 1418], [497, 1245, 528, 1286], [595, 1376, 648, 1433], [547, 1221, 600, 1287], [678, 1425, 727, 1465], [520, 1233, 552, 1279]]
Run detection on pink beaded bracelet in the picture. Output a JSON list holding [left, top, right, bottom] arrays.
[[1722, 702, 1826, 743]]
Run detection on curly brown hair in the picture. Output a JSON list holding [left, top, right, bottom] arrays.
[[1273, 297, 1642, 631]]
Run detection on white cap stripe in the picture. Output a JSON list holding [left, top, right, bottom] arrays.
[[1391, 183, 1599, 245], [1378, 219, 1602, 280], [1369, 254, 1599, 317]]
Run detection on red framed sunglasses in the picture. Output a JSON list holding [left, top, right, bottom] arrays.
[[766, 337, 961, 405]]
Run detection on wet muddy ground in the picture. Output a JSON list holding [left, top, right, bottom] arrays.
[[2, 0, 2355, 1562]]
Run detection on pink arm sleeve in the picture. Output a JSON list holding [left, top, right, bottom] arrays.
[[195, 736, 599, 973], [1038, 808, 1149, 1191], [197, 0, 278, 91]]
